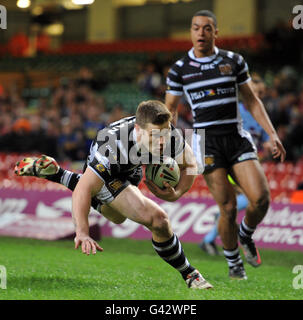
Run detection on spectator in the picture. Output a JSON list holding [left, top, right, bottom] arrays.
[[58, 118, 86, 161], [1, 61, 303, 163], [75, 67, 100, 92], [107, 103, 128, 124], [137, 61, 162, 96], [83, 105, 106, 152], [44, 119, 60, 158]]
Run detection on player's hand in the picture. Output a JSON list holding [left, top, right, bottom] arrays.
[[144, 179, 180, 202], [270, 134, 286, 162], [74, 234, 103, 255]]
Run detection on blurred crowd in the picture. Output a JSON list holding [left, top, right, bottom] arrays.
[[0, 67, 130, 161], [1, 61, 303, 163]]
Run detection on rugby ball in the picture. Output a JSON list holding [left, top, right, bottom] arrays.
[[145, 156, 180, 189]]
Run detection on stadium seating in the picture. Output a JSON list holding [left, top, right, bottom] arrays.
[[102, 83, 153, 113], [1, 152, 302, 203]]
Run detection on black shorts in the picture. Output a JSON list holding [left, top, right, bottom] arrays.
[[192, 130, 258, 174], [83, 162, 143, 205]]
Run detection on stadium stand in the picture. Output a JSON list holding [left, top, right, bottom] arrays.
[[1, 34, 303, 203], [1, 152, 303, 204]]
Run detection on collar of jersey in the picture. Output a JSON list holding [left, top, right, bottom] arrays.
[[188, 46, 219, 63]]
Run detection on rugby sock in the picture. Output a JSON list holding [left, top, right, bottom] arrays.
[[60, 170, 82, 191], [152, 233, 195, 280], [239, 218, 256, 242], [45, 168, 82, 191], [223, 246, 244, 269]]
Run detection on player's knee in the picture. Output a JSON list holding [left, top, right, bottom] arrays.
[[150, 209, 170, 233], [251, 192, 270, 214], [220, 201, 237, 223]]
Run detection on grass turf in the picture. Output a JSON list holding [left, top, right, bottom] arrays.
[[0, 236, 302, 300]]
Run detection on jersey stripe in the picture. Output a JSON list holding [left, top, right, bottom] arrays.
[[183, 76, 236, 91], [167, 48, 250, 134]]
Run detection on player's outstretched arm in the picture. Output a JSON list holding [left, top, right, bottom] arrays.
[[72, 168, 104, 255], [239, 81, 286, 162]]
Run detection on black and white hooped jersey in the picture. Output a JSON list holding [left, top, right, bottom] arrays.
[[167, 47, 251, 135], [87, 116, 185, 181]]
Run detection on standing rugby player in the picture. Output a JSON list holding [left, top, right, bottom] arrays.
[[165, 10, 286, 279]]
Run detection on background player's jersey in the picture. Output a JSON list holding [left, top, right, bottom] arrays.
[[167, 47, 251, 135], [87, 116, 185, 181], [239, 102, 269, 149]]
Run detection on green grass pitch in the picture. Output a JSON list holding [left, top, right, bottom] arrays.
[[0, 236, 302, 300]]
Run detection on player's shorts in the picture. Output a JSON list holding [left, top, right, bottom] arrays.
[[83, 162, 143, 205], [192, 129, 258, 174]]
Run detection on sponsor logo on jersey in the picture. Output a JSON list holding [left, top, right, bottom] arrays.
[[189, 86, 235, 101], [96, 163, 106, 173], [109, 179, 124, 192], [216, 87, 235, 95], [201, 63, 216, 71], [204, 155, 215, 167], [189, 89, 216, 100], [205, 89, 216, 96], [219, 63, 233, 75]]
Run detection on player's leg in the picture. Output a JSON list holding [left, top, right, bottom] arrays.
[[231, 159, 270, 267], [199, 212, 220, 256], [199, 191, 249, 255], [15, 155, 81, 191], [108, 184, 213, 289], [204, 168, 247, 279], [232, 160, 269, 226], [204, 168, 238, 248], [98, 204, 126, 224], [14, 155, 126, 224]]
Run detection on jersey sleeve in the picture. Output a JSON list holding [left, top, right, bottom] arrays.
[[87, 137, 121, 182], [235, 54, 251, 86], [166, 61, 184, 96]]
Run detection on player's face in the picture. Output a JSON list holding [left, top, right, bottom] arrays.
[[137, 121, 171, 156], [191, 15, 218, 58]]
